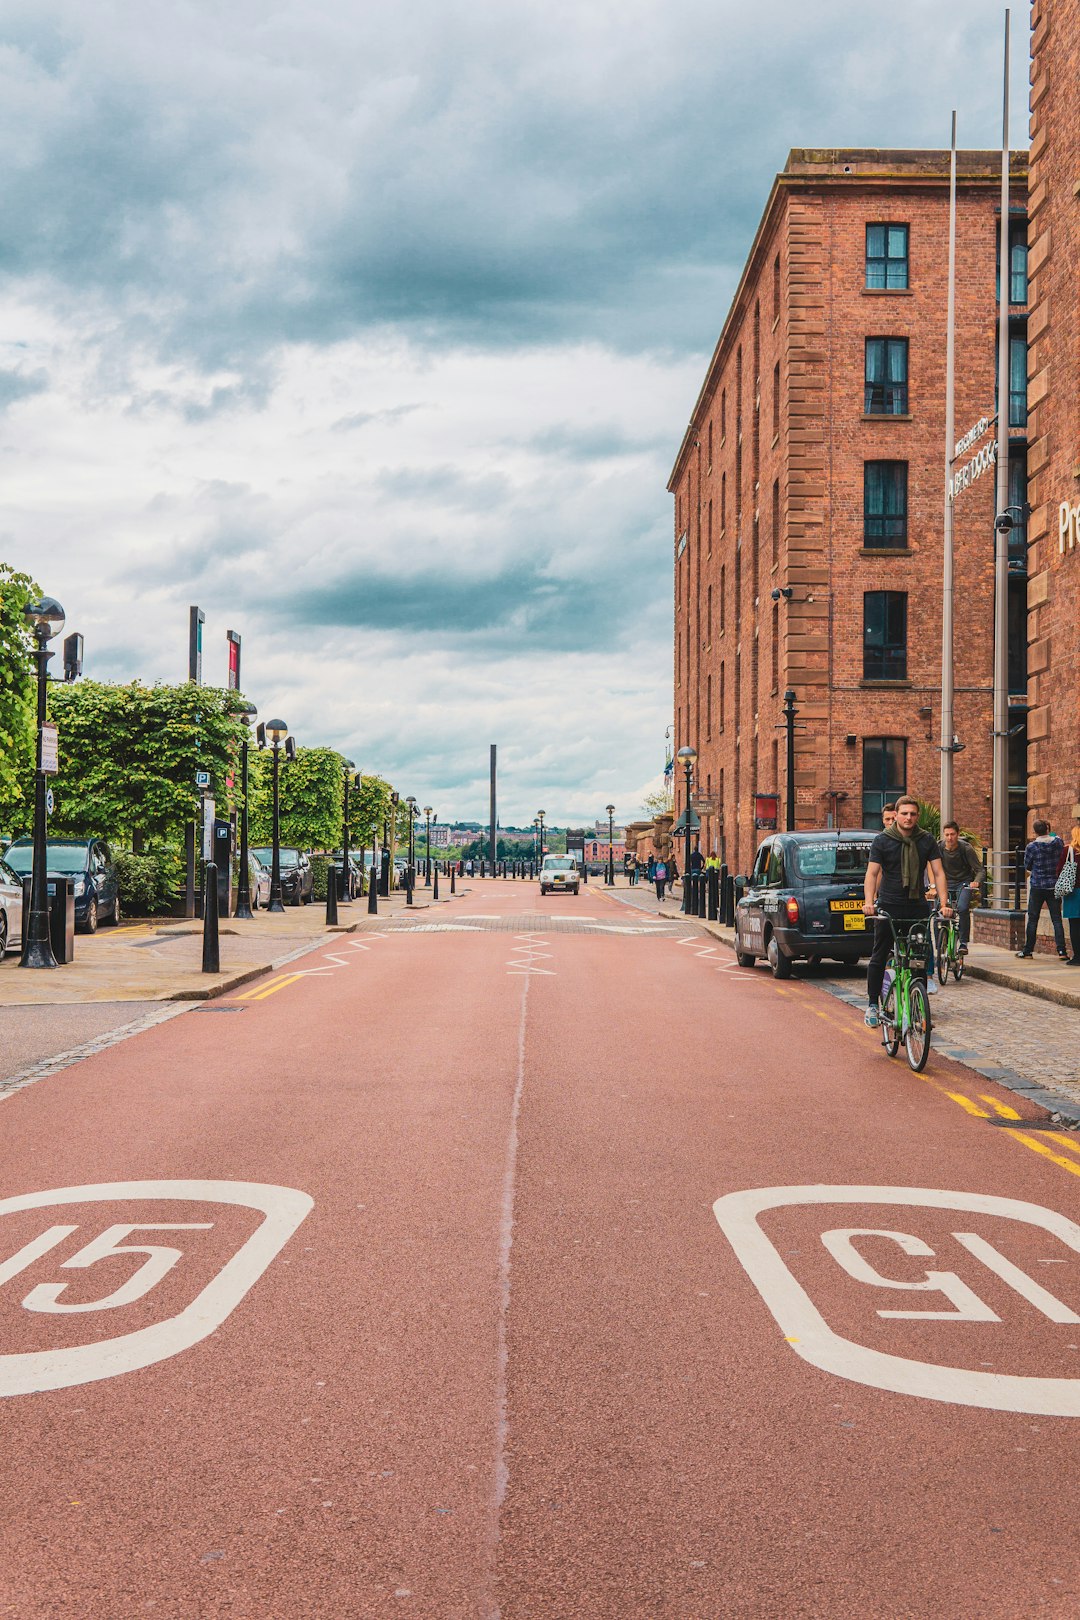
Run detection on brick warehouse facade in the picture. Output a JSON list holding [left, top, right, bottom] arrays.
[[1025, 0, 1080, 833], [668, 148, 1029, 877]]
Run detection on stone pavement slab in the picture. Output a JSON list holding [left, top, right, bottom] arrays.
[[0, 892, 433, 1005]]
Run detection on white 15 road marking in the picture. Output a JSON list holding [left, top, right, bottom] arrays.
[[0, 1181, 312, 1397], [714, 1186, 1080, 1415]]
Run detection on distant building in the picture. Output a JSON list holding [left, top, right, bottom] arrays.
[[430, 824, 452, 848], [668, 147, 1028, 873]]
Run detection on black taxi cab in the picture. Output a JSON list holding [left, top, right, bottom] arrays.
[[733, 830, 875, 978]]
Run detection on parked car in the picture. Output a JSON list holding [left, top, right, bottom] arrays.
[[249, 847, 313, 906], [733, 831, 876, 978], [539, 855, 580, 896], [247, 853, 271, 910], [3, 837, 120, 933], [0, 855, 24, 958]]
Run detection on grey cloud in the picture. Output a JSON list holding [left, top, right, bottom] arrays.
[[373, 463, 511, 511], [331, 403, 424, 432], [0, 367, 47, 409]]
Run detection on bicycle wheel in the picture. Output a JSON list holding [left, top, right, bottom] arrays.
[[880, 981, 901, 1058], [935, 921, 950, 985], [905, 980, 932, 1072], [953, 950, 965, 983]]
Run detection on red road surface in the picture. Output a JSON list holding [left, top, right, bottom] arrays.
[[1, 879, 1080, 1617]]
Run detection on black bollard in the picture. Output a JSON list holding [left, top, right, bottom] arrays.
[[202, 861, 220, 974], [433, 864, 440, 900], [326, 863, 339, 925], [367, 863, 378, 915], [451, 867, 457, 894], [406, 869, 414, 907], [707, 867, 719, 920], [697, 870, 707, 918]]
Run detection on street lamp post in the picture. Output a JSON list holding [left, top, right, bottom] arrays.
[[21, 596, 66, 969], [405, 795, 417, 898], [264, 718, 289, 912], [234, 702, 258, 920], [782, 690, 798, 832], [341, 760, 357, 902], [537, 811, 546, 870], [424, 806, 432, 886], [382, 794, 396, 895], [605, 803, 615, 886], [677, 746, 697, 915]]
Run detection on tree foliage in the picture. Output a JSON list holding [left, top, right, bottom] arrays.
[[0, 562, 39, 830], [640, 786, 673, 818], [248, 745, 345, 851], [31, 681, 249, 849]]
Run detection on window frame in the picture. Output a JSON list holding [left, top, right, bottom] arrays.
[[865, 223, 910, 290], [861, 737, 907, 831], [864, 338, 909, 416], [863, 461, 909, 549], [862, 590, 908, 682]]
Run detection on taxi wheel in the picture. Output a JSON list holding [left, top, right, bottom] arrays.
[[766, 932, 792, 979], [735, 948, 756, 968]]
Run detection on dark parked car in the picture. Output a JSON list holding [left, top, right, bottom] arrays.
[[250, 847, 314, 906], [734, 831, 876, 978], [3, 838, 120, 933], [0, 856, 24, 957]]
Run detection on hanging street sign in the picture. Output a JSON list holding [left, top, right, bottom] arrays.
[[39, 724, 59, 775], [953, 415, 993, 461], [949, 437, 997, 501]]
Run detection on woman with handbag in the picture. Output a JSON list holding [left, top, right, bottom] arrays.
[[1061, 820, 1080, 965]]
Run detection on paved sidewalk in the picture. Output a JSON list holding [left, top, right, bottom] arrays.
[[0, 890, 440, 1005]]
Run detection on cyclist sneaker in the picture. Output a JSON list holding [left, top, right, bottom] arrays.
[[864, 1006, 880, 1029], [926, 976, 940, 995]]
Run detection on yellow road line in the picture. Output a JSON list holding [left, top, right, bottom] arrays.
[[946, 1092, 991, 1119], [235, 972, 307, 1002], [1008, 1132, 1080, 1181], [1033, 1129, 1080, 1160], [980, 1095, 1022, 1119]]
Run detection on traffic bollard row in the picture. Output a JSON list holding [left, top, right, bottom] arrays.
[[325, 864, 339, 925], [202, 861, 220, 974]]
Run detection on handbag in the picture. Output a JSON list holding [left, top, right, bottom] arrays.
[[1055, 848, 1077, 899]]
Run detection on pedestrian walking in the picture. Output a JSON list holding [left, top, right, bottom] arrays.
[[646, 854, 656, 885], [1060, 820, 1080, 965], [1017, 820, 1068, 959], [654, 858, 667, 901], [667, 858, 679, 896]]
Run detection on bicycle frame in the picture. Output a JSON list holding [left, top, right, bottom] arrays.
[[876, 913, 929, 1037]]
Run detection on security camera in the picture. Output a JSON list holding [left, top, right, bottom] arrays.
[[770, 588, 781, 601], [994, 513, 1014, 533]]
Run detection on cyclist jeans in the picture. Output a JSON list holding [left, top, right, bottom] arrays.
[[949, 883, 974, 946], [1024, 886, 1067, 955], [867, 900, 930, 1007]]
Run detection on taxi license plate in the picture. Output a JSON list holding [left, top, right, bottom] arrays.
[[829, 899, 863, 912], [843, 913, 866, 931]]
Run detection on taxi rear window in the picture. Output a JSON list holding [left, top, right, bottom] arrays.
[[792, 841, 872, 880]]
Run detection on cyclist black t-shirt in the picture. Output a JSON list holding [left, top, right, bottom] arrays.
[[870, 828, 939, 907]]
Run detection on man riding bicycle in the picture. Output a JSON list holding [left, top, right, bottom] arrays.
[[935, 821, 982, 953], [862, 795, 952, 1029]]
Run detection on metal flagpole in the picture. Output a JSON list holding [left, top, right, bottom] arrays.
[[940, 111, 958, 824], [992, 9, 1012, 903]]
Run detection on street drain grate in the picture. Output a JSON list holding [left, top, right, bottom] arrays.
[[986, 1117, 1076, 1132], [200, 1004, 247, 1013]]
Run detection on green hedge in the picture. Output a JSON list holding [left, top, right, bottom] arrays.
[[113, 848, 182, 915]]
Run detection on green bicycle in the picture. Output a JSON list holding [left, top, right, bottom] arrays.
[[874, 911, 932, 1072], [932, 902, 965, 984]]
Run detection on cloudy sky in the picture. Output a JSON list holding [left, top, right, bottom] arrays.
[[0, 0, 1029, 825]]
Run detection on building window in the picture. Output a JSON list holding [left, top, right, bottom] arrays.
[[720, 566, 726, 632], [707, 419, 713, 469], [721, 389, 726, 440], [771, 479, 780, 569], [1008, 450, 1027, 560], [866, 224, 909, 290], [706, 673, 712, 739], [997, 219, 1028, 305], [862, 738, 907, 830], [772, 361, 780, 440], [864, 339, 908, 415], [719, 660, 725, 728], [863, 461, 908, 548], [707, 499, 713, 555], [773, 252, 780, 322], [707, 584, 712, 645], [863, 591, 908, 681], [721, 471, 726, 531], [1009, 332, 1027, 428]]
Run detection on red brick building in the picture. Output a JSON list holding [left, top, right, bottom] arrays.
[[668, 148, 1028, 876], [1025, 0, 1080, 834]]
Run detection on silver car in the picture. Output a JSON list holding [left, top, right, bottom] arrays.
[[248, 854, 271, 909], [0, 856, 25, 958]]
